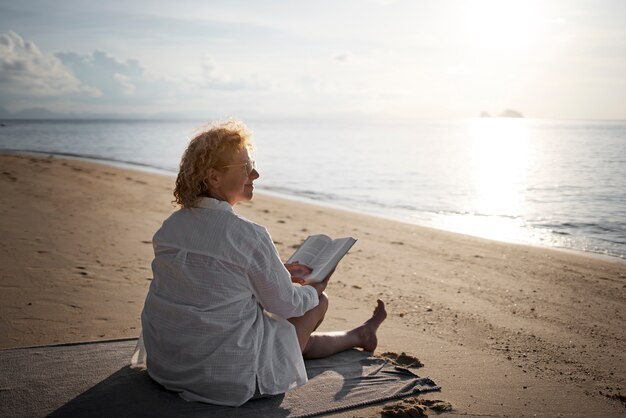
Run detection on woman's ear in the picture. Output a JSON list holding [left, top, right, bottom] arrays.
[[206, 167, 221, 189]]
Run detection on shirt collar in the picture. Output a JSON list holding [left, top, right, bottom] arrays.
[[194, 197, 234, 213]]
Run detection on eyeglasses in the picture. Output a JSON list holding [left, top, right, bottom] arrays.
[[221, 160, 256, 175]]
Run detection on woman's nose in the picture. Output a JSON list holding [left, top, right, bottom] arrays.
[[250, 168, 260, 179]]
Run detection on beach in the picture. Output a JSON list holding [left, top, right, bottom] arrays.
[[1, 152, 624, 417]]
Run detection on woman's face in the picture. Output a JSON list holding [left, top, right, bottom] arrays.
[[210, 147, 259, 205]]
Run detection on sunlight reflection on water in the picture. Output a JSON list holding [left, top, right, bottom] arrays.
[[468, 118, 531, 217], [433, 118, 537, 243]]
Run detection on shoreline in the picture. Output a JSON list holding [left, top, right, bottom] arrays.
[[2, 148, 624, 263], [256, 188, 626, 265], [0, 152, 624, 416]]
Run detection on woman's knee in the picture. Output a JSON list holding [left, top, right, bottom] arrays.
[[318, 291, 329, 314]]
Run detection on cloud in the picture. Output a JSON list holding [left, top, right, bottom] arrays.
[[113, 73, 136, 95], [0, 30, 100, 97], [0, 29, 265, 116], [55, 50, 149, 101], [53, 50, 258, 104], [0, 32, 182, 112], [200, 56, 259, 91]]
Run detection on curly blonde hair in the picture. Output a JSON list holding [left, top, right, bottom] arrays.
[[173, 119, 253, 208]]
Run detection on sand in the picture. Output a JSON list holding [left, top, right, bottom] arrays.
[[1, 152, 625, 417]]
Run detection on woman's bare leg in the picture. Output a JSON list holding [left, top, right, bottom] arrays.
[[288, 292, 330, 351], [289, 297, 387, 360]]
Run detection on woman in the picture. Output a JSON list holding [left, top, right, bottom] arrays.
[[132, 119, 386, 406]]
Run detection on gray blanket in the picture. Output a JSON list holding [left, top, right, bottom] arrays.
[[0, 338, 440, 417]]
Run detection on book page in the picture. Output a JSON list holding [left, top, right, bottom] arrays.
[[310, 238, 353, 269], [308, 237, 356, 281], [286, 234, 331, 267]]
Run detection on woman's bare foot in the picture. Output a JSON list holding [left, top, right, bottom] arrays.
[[356, 299, 387, 352]]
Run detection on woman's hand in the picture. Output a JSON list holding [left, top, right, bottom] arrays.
[[305, 267, 334, 296], [284, 262, 312, 284]]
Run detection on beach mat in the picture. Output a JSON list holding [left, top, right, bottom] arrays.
[[0, 338, 440, 418]]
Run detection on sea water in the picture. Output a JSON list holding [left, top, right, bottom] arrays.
[[0, 118, 624, 260]]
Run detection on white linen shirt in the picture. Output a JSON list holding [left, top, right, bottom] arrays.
[[136, 197, 319, 406]]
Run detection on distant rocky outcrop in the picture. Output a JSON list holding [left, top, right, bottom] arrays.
[[12, 107, 58, 119], [0, 106, 190, 120], [0, 106, 57, 119], [498, 109, 524, 118], [479, 109, 524, 118]]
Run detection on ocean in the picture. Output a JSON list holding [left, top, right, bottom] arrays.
[[1, 118, 625, 260]]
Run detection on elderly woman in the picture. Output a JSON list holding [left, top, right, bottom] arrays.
[[133, 119, 386, 406]]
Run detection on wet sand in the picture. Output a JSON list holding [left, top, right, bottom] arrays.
[[1, 152, 624, 417]]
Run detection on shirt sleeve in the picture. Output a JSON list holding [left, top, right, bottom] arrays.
[[246, 227, 319, 319]]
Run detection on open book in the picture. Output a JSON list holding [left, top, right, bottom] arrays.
[[287, 234, 357, 283]]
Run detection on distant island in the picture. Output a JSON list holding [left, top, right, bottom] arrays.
[[0, 105, 191, 120], [479, 109, 524, 118]]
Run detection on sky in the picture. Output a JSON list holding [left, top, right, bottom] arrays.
[[1, 0, 625, 120]]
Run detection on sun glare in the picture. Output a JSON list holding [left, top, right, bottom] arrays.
[[468, 118, 530, 217], [435, 118, 533, 244], [463, 0, 544, 51]]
